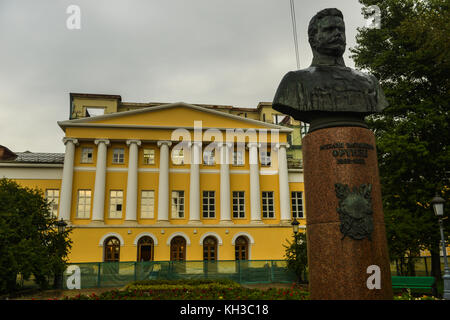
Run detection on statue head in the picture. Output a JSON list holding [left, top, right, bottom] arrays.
[[308, 8, 346, 58]]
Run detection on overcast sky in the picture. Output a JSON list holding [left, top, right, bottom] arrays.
[[0, 0, 368, 153]]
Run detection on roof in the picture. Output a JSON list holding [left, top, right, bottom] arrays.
[[2, 151, 65, 164]]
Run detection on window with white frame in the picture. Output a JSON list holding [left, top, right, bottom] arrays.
[[291, 191, 304, 218], [232, 149, 244, 166], [109, 190, 123, 218], [46, 189, 60, 217], [262, 191, 275, 218], [202, 191, 215, 218], [232, 191, 245, 218], [112, 148, 125, 164], [143, 149, 155, 165], [172, 149, 184, 165], [171, 191, 185, 218], [77, 190, 91, 219], [203, 149, 215, 165], [81, 147, 94, 163], [260, 151, 271, 167], [141, 190, 155, 219]]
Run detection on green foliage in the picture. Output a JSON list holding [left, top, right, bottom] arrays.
[[125, 279, 241, 291], [0, 178, 72, 293], [350, 0, 450, 266], [284, 232, 308, 283]]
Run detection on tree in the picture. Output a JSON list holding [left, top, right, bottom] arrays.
[[0, 178, 72, 293], [350, 0, 449, 278], [284, 232, 308, 283]]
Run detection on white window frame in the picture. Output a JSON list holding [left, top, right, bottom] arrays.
[[46, 189, 60, 217], [203, 150, 215, 166], [109, 190, 123, 219], [143, 149, 155, 165], [76, 189, 91, 219], [260, 151, 271, 167], [140, 190, 155, 219], [112, 148, 125, 164], [232, 149, 244, 166], [172, 149, 185, 165], [81, 147, 94, 163], [291, 191, 304, 218], [171, 191, 185, 218], [232, 191, 245, 218], [202, 191, 215, 218], [262, 191, 275, 218]]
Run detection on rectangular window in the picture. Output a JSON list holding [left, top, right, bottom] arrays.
[[232, 149, 244, 166], [291, 191, 304, 218], [232, 191, 245, 218], [141, 190, 155, 219], [77, 190, 91, 219], [81, 147, 93, 163], [171, 191, 185, 218], [143, 149, 155, 165], [112, 148, 125, 164], [260, 151, 271, 167], [262, 191, 275, 218], [46, 189, 60, 217], [203, 149, 215, 166], [202, 191, 215, 218], [109, 190, 123, 218], [172, 149, 185, 165]]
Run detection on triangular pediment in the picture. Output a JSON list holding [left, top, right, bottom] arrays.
[[58, 102, 291, 131]]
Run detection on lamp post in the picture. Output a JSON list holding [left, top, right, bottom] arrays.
[[54, 218, 67, 289], [430, 194, 450, 300], [291, 217, 300, 235]]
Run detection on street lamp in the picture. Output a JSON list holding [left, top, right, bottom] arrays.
[[55, 218, 67, 234], [430, 194, 450, 300], [291, 217, 300, 235]]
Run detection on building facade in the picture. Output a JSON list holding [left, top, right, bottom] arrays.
[[0, 94, 306, 263]]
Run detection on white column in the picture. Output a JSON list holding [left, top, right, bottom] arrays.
[[248, 142, 262, 223], [125, 139, 141, 223], [59, 137, 78, 222], [92, 139, 110, 222], [157, 141, 172, 223], [188, 141, 202, 224], [219, 142, 233, 224], [277, 143, 291, 223]]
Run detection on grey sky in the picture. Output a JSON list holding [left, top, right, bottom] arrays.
[[0, 0, 367, 153]]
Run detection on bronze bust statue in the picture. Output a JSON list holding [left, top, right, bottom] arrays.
[[273, 8, 388, 132]]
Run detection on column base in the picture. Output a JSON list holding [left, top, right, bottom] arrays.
[[188, 220, 203, 225], [250, 220, 264, 225], [124, 220, 139, 226], [89, 220, 104, 226], [219, 220, 234, 225], [279, 219, 292, 226], [156, 220, 170, 226]]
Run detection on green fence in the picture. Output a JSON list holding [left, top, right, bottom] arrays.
[[62, 260, 298, 290]]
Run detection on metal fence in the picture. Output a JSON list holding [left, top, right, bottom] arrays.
[[62, 260, 298, 290]]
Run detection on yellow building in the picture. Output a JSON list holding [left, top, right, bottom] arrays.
[[0, 93, 306, 264]]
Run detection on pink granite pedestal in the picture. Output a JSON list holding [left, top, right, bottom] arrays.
[[303, 126, 393, 300]]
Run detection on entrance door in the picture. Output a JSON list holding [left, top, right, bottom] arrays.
[[137, 236, 154, 261]]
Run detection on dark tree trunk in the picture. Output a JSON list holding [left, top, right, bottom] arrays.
[[430, 245, 441, 297]]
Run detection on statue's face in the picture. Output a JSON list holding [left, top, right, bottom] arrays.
[[313, 16, 346, 57]]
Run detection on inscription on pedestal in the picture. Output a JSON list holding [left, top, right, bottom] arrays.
[[320, 142, 374, 165]]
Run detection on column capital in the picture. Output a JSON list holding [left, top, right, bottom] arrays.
[[62, 137, 79, 146], [126, 139, 142, 147], [157, 140, 172, 148], [188, 141, 202, 148], [246, 142, 259, 149], [274, 143, 290, 150], [218, 142, 233, 149], [94, 139, 110, 146]]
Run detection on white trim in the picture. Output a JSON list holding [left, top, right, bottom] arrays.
[[138, 168, 159, 173], [0, 163, 63, 168], [231, 232, 255, 245], [106, 167, 128, 172], [74, 166, 96, 172], [133, 232, 159, 246], [169, 168, 190, 173], [200, 169, 220, 174], [58, 102, 292, 132], [199, 232, 223, 246], [166, 231, 191, 246], [230, 170, 250, 174], [98, 232, 125, 246], [0, 167, 62, 179], [259, 170, 278, 175]]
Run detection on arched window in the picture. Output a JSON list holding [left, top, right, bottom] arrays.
[[137, 236, 154, 262], [203, 236, 218, 261], [170, 236, 186, 261], [104, 236, 120, 262], [235, 236, 248, 260]]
